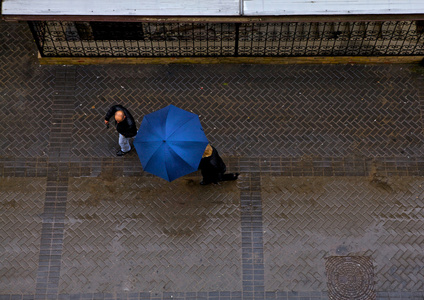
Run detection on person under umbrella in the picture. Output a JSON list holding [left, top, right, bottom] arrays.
[[198, 144, 239, 185], [133, 104, 209, 182]]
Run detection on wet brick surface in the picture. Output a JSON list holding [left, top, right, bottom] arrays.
[[72, 64, 424, 158], [0, 178, 46, 294], [262, 176, 424, 292], [0, 22, 56, 158], [61, 176, 241, 293], [1, 21, 424, 300]]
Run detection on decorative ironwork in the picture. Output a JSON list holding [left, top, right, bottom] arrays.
[[28, 20, 424, 57]]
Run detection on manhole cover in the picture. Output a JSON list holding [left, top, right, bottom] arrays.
[[326, 256, 375, 300]]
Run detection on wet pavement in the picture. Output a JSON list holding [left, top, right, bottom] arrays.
[[1, 21, 424, 300]]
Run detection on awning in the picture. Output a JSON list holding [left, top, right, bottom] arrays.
[[2, 0, 424, 19]]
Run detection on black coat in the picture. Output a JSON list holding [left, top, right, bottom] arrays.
[[198, 146, 227, 184], [105, 105, 138, 138]]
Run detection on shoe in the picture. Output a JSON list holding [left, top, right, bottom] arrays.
[[116, 149, 130, 156]]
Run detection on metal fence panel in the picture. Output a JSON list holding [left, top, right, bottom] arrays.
[[29, 21, 424, 57]]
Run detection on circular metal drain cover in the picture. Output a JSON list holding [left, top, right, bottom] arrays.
[[326, 256, 375, 300]]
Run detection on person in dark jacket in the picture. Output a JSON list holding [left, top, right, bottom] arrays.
[[198, 144, 239, 185], [104, 105, 138, 156]]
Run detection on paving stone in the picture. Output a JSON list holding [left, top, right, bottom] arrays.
[[71, 64, 424, 158], [2, 20, 424, 300], [60, 176, 241, 293], [262, 175, 424, 292], [0, 22, 55, 158], [0, 178, 46, 294]]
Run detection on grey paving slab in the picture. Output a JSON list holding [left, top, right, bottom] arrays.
[[60, 175, 241, 294], [0, 177, 46, 294], [261, 175, 424, 292]]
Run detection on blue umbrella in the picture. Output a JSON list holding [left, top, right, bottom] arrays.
[[134, 105, 209, 182]]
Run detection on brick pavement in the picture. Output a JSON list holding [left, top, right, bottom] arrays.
[[262, 176, 424, 292], [0, 21, 55, 158], [1, 21, 424, 300], [61, 176, 241, 293], [71, 63, 424, 159], [0, 178, 45, 294]]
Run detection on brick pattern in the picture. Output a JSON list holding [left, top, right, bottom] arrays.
[[0, 158, 48, 177], [0, 22, 55, 158], [60, 176, 242, 293], [1, 156, 423, 178], [35, 68, 76, 299], [70, 64, 424, 158], [412, 66, 424, 130], [35, 173, 68, 299], [239, 159, 265, 300], [0, 178, 45, 294], [244, 156, 424, 177], [2, 291, 424, 300], [261, 176, 424, 292], [48, 68, 77, 160], [0, 155, 423, 178], [2, 21, 424, 300]]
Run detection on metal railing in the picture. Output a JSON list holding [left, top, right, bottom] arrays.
[[29, 21, 424, 57]]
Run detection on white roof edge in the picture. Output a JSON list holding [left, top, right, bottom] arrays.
[[243, 10, 424, 17], [2, 0, 424, 17], [244, 0, 424, 16], [1, 0, 241, 16]]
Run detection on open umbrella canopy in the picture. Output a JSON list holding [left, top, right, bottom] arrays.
[[134, 105, 209, 182]]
